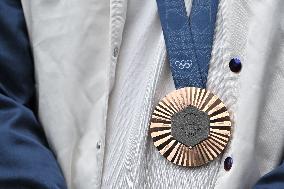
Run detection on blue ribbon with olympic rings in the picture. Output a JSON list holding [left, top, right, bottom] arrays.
[[156, 0, 219, 89]]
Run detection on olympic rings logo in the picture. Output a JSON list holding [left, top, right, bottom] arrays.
[[174, 60, 193, 69]]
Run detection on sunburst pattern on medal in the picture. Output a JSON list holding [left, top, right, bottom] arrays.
[[150, 87, 231, 167]]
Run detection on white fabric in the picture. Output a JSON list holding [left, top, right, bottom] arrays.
[[21, 0, 284, 189]]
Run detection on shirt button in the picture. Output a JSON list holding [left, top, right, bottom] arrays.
[[224, 157, 233, 171], [229, 58, 242, 73], [96, 141, 102, 150], [113, 46, 119, 58]]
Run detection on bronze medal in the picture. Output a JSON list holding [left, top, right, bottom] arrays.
[[149, 87, 231, 167]]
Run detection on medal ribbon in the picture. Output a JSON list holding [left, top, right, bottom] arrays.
[[156, 0, 219, 89]]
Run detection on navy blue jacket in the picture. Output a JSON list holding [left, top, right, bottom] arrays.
[[253, 161, 284, 189], [0, 0, 67, 188]]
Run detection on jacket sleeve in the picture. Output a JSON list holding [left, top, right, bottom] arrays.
[[253, 161, 284, 189], [0, 0, 67, 188]]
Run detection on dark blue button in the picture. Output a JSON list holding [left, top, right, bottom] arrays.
[[224, 157, 233, 171], [229, 58, 242, 73]]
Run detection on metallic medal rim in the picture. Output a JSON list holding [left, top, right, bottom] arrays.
[[149, 87, 232, 167]]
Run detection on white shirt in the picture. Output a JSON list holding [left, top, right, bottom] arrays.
[[21, 0, 284, 188]]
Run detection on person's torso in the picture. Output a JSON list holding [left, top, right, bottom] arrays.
[[21, 0, 284, 188]]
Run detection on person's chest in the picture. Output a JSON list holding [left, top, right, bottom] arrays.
[[103, 0, 284, 188], [21, 0, 284, 188]]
